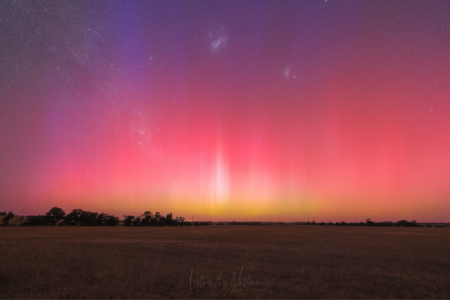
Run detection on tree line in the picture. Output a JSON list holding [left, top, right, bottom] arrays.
[[218, 219, 426, 227], [305, 218, 421, 227], [0, 210, 443, 227], [0, 207, 185, 226], [122, 211, 185, 226]]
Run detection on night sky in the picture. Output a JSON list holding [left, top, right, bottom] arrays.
[[1, 0, 450, 222]]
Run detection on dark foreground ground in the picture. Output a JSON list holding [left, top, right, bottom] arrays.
[[0, 226, 449, 299]]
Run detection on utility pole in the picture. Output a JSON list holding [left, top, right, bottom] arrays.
[[20, 207, 26, 221]]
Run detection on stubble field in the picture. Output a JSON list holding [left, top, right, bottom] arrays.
[[0, 226, 449, 299]]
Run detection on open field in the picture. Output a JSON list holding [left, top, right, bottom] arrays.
[[1, 226, 449, 299]]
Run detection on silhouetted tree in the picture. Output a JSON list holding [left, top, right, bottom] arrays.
[[366, 218, 374, 226], [2, 211, 14, 225], [21, 215, 45, 226], [64, 209, 84, 225], [97, 213, 108, 225], [165, 213, 173, 226], [175, 216, 185, 226], [123, 215, 135, 226], [63, 209, 99, 226], [46, 207, 66, 225], [81, 211, 98, 226], [396, 220, 410, 227], [14, 207, 182, 227], [104, 215, 120, 226], [93, 213, 119, 226], [154, 212, 162, 226], [141, 211, 153, 226], [132, 216, 142, 226]]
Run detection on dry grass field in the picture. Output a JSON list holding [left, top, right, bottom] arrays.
[[1, 226, 449, 299]]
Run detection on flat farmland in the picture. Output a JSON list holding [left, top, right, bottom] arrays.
[[1, 226, 449, 299]]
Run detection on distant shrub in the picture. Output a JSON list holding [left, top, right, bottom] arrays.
[[384, 221, 394, 227], [396, 220, 420, 227]]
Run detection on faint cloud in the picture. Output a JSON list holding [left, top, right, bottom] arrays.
[[283, 66, 290, 78], [207, 26, 228, 54]]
